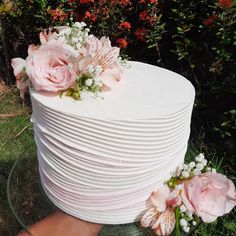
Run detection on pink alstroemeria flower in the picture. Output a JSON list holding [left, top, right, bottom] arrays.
[[78, 35, 123, 90], [141, 185, 182, 236]]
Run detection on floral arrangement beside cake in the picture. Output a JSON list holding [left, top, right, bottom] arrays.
[[11, 22, 236, 236], [141, 153, 236, 235]]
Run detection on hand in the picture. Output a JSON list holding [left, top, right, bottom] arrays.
[[18, 211, 103, 236]]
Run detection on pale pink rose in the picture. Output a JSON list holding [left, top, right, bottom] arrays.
[[28, 44, 39, 55], [11, 58, 29, 99], [26, 42, 78, 92], [78, 35, 123, 89], [141, 185, 180, 236], [181, 172, 236, 223]]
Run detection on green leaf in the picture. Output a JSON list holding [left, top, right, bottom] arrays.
[[36, 0, 47, 9], [224, 221, 236, 232], [221, 121, 230, 127]]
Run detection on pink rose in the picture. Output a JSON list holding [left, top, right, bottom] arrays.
[[26, 42, 78, 92], [181, 172, 236, 223]]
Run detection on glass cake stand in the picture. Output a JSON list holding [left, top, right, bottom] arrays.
[[7, 145, 151, 236]]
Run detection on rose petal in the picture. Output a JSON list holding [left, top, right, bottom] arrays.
[[181, 178, 199, 213], [28, 44, 39, 56], [225, 179, 236, 213]]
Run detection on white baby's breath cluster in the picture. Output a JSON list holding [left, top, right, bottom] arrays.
[[85, 65, 103, 88], [179, 208, 197, 233], [180, 153, 217, 179], [54, 22, 90, 50]]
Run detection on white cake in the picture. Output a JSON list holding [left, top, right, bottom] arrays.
[[30, 61, 195, 224]]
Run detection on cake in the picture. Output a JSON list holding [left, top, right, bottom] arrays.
[[29, 61, 195, 224]]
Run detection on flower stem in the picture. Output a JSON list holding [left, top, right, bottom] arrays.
[[175, 207, 181, 236]]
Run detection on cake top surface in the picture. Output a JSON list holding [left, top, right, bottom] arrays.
[[31, 61, 195, 120]]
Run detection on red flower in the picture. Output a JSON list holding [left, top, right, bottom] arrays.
[[90, 14, 97, 22], [148, 0, 157, 3], [118, 21, 132, 30], [85, 11, 91, 18], [218, 0, 233, 8], [203, 15, 218, 26], [80, 0, 94, 4], [134, 27, 147, 42], [84, 11, 96, 22], [68, 0, 77, 3], [116, 38, 128, 48], [112, 0, 131, 6], [120, 0, 131, 5], [49, 9, 68, 22], [139, 10, 150, 21]]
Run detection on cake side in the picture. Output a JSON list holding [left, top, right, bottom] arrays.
[[30, 61, 195, 224]]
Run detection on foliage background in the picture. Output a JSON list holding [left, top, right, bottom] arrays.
[[0, 0, 235, 235], [0, 0, 235, 154]]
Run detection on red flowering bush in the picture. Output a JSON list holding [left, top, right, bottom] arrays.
[[203, 15, 218, 26], [118, 21, 132, 30], [116, 38, 128, 48], [48, 9, 68, 22], [218, 0, 233, 8], [0, 0, 235, 143], [134, 27, 148, 42], [40, 0, 160, 61]]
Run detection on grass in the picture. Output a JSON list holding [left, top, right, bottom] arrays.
[[0, 84, 33, 161], [0, 84, 55, 235], [0, 83, 235, 236]]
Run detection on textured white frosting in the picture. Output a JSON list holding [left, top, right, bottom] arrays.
[[30, 61, 195, 224]]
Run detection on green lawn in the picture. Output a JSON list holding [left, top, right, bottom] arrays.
[[0, 86, 55, 235], [0, 85, 235, 236]]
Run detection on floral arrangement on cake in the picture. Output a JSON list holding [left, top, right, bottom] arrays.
[[141, 153, 236, 236], [11, 22, 124, 100]]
